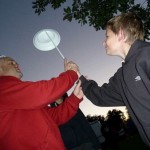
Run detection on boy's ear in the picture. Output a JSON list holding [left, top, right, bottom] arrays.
[[118, 29, 127, 42]]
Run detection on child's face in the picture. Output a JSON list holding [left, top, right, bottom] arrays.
[[103, 28, 121, 56]]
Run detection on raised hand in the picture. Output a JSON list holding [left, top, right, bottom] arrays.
[[73, 80, 84, 99], [64, 58, 81, 77]]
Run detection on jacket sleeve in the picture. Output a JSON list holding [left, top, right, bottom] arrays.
[[80, 74, 124, 107], [46, 93, 82, 125], [0, 70, 78, 109]]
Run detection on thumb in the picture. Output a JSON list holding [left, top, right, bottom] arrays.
[[76, 80, 81, 87], [64, 58, 68, 65]]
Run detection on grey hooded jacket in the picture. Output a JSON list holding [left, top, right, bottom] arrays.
[[80, 40, 150, 147]]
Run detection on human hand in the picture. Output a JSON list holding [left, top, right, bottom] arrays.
[[64, 58, 80, 76], [84, 75, 90, 80], [73, 80, 84, 99]]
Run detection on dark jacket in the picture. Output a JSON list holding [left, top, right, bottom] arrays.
[[80, 40, 150, 147], [59, 109, 101, 150]]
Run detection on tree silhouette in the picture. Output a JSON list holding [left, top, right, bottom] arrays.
[[32, 0, 150, 40], [100, 109, 126, 150], [106, 109, 126, 132]]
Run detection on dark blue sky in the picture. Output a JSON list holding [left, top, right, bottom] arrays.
[[0, 0, 128, 116]]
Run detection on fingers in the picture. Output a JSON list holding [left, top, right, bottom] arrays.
[[64, 59, 80, 75], [73, 80, 84, 99], [64, 58, 68, 71], [76, 79, 81, 87], [64, 58, 68, 65]]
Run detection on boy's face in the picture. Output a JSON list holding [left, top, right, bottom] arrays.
[[103, 28, 122, 56]]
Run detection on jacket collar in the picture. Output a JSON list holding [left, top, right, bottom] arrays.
[[124, 40, 143, 63]]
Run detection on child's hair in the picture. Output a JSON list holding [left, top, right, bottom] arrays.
[[106, 12, 144, 44]]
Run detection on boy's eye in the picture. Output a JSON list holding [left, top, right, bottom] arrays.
[[7, 60, 15, 65], [7, 60, 12, 64]]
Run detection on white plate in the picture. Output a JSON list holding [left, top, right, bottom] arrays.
[[33, 29, 61, 51]]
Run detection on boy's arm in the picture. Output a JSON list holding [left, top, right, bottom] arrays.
[[80, 75, 124, 107]]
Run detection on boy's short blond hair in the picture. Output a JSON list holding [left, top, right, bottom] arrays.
[[106, 12, 144, 44]]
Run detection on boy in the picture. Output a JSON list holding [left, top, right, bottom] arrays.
[[80, 12, 150, 147]]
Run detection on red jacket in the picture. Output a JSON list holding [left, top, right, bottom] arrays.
[[0, 70, 81, 150]]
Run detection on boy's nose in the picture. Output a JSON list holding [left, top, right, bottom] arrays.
[[103, 40, 106, 47]]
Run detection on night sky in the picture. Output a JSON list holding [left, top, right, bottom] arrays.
[[0, 0, 128, 117]]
